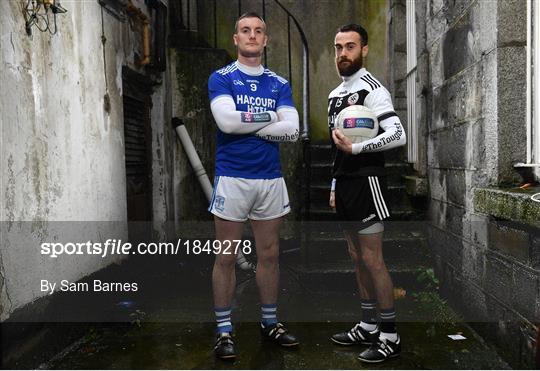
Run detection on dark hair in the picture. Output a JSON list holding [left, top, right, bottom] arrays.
[[338, 24, 368, 46], [234, 12, 266, 33]]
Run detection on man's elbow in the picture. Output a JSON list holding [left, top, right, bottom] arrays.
[[394, 122, 406, 147], [398, 131, 407, 147], [216, 120, 235, 134]]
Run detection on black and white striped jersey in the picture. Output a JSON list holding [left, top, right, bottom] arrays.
[[328, 67, 404, 178]]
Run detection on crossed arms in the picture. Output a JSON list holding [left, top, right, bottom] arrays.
[[210, 96, 299, 142]]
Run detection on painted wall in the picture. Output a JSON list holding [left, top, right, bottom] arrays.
[[0, 0, 172, 320]]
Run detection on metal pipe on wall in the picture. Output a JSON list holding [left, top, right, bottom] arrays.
[[125, 0, 151, 66]]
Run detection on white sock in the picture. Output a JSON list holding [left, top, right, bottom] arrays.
[[359, 321, 377, 331], [380, 331, 398, 343]]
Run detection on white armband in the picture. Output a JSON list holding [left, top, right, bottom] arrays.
[[255, 107, 299, 142], [210, 96, 278, 135], [330, 178, 336, 192]]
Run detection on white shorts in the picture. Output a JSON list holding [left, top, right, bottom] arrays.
[[208, 176, 291, 222]]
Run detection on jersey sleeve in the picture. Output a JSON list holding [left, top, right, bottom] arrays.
[[254, 107, 299, 142], [351, 85, 406, 154], [210, 96, 277, 135], [363, 86, 395, 118], [276, 81, 295, 110], [208, 72, 233, 102]]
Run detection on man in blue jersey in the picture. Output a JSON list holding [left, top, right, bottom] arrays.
[[207, 12, 300, 360]]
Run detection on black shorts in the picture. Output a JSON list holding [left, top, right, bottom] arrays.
[[335, 176, 391, 228]]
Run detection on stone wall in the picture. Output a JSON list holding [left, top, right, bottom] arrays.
[[410, 0, 539, 367]]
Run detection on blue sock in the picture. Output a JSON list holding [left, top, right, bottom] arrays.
[[215, 306, 233, 334], [261, 304, 278, 327]]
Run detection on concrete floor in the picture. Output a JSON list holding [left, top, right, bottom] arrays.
[[38, 258, 510, 369]]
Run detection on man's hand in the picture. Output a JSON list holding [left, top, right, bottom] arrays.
[[329, 191, 336, 209], [332, 129, 353, 154]]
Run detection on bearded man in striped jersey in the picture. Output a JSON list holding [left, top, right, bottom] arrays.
[[328, 23, 406, 363]]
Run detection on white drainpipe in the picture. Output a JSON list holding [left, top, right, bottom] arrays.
[[172, 118, 255, 271]]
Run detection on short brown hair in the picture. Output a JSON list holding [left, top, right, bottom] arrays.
[[234, 12, 266, 33], [338, 24, 368, 46]]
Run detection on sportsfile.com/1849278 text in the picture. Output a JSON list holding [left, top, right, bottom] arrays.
[[40, 239, 253, 258]]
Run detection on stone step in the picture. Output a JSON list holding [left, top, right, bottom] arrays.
[[307, 207, 337, 221], [309, 144, 408, 164], [309, 183, 412, 210], [308, 207, 420, 221], [295, 264, 426, 292], [309, 144, 332, 163], [300, 220, 428, 234], [304, 230, 430, 268], [384, 147, 407, 163], [309, 161, 413, 186], [385, 162, 414, 183], [310, 162, 333, 184]]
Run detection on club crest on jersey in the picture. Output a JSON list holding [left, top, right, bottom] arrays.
[[233, 80, 244, 86], [214, 196, 225, 212], [270, 82, 279, 93], [347, 93, 359, 105], [343, 117, 375, 129]]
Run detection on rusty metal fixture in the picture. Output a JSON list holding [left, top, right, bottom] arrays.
[[125, 0, 151, 66]]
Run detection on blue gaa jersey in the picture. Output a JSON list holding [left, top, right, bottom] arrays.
[[208, 61, 295, 179]]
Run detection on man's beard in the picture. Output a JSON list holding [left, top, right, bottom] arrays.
[[337, 55, 363, 76]]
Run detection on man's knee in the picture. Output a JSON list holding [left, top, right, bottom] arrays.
[[214, 253, 237, 269], [257, 244, 279, 266], [361, 251, 385, 272], [257, 238, 279, 265]]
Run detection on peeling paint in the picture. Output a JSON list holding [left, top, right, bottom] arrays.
[[5, 155, 16, 228], [1, 0, 169, 319]]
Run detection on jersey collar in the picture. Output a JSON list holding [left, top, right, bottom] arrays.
[[342, 67, 367, 83], [236, 61, 264, 76]]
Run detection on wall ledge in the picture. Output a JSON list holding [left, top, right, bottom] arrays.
[[403, 175, 428, 197], [474, 187, 540, 228]]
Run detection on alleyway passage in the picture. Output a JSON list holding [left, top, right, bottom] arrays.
[[37, 255, 510, 370]]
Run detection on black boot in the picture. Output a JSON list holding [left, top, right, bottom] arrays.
[[214, 332, 236, 360], [260, 323, 300, 347]]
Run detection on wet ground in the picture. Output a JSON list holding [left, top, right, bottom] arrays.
[[42, 321, 509, 369], [37, 256, 510, 370]]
